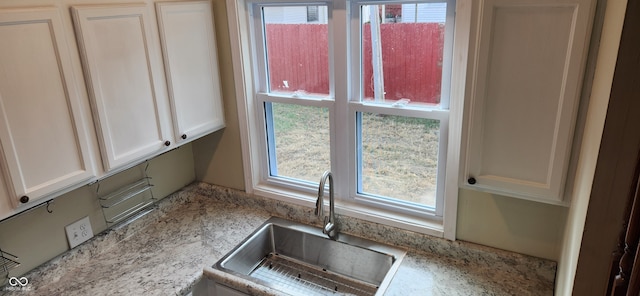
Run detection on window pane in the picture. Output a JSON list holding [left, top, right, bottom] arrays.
[[267, 102, 330, 183], [361, 3, 446, 106], [358, 112, 439, 208], [263, 6, 329, 96]]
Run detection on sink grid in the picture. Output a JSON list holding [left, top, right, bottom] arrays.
[[249, 253, 377, 296]]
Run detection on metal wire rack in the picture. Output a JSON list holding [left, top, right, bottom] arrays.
[[250, 253, 377, 296], [97, 162, 156, 226], [0, 249, 19, 278]]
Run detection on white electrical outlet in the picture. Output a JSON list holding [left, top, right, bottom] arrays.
[[65, 216, 94, 248]]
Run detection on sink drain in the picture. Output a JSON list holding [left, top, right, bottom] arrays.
[[250, 253, 378, 296]]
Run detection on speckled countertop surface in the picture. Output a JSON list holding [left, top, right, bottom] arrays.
[[0, 183, 556, 296]]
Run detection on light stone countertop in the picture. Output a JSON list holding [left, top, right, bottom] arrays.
[[0, 183, 556, 296]]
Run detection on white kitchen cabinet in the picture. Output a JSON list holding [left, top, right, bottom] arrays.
[[0, 8, 96, 209], [0, 169, 10, 220], [71, 4, 173, 172], [156, 1, 225, 144], [462, 0, 595, 204]]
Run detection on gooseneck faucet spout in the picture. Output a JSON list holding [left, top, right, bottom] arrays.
[[315, 170, 338, 240]]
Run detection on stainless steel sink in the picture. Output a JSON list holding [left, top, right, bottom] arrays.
[[212, 217, 406, 296]]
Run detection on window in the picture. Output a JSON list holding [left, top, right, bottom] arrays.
[[307, 6, 319, 22], [230, 0, 463, 238], [356, 2, 453, 217], [258, 5, 331, 185]]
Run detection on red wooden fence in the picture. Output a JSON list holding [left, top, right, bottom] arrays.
[[266, 24, 330, 95], [266, 23, 444, 104]]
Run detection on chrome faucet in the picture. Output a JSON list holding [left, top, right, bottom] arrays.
[[315, 170, 338, 240]]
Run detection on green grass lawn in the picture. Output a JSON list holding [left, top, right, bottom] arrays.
[[270, 102, 440, 207]]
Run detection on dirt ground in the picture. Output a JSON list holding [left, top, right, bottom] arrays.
[[271, 103, 439, 207]]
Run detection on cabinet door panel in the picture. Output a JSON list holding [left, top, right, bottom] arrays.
[[0, 8, 95, 207], [156, 1, 225, 143], [464, 0, 594, 204], [72, 5, 171, 171], [0, 8, 93, 206]]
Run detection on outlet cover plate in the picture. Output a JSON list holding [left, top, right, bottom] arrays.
[[65, 216, 94, 248]]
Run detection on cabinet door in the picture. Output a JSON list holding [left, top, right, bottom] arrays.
[[72, 5, 172, 172], [463, 0, 594, 204], [156, 1, 225, 144], [0, 8, 95, 208]]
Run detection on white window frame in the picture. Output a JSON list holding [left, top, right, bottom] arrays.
[[226, 0, 471, 239], [251, 1, 336, 197], [349, 0, 455, 220]]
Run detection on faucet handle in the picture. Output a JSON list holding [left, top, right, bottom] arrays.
[[322, 216, 330, 234], [323, 216, 337, 239]]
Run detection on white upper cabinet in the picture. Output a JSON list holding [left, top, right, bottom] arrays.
[[0, 8, 96, 208], [156, 1, 225, 144], [72, 4, 173, 172], [463, 0, 595, 204]]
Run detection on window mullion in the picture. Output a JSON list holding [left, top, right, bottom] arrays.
[[330, 0, 351, 202]]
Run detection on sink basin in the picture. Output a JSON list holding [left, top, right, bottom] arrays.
[[211, 217, 406, 296]]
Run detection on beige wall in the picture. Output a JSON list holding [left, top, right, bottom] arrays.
[[0, 146, 195, 278], [192, 0, 245, 191], [457, 189, 568, 260]]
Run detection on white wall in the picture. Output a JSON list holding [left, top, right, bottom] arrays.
[[401, 3, 447, 23], [262, 6, 328, 24]]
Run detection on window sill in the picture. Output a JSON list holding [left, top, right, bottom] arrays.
[[251, 183, 446, 239]]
